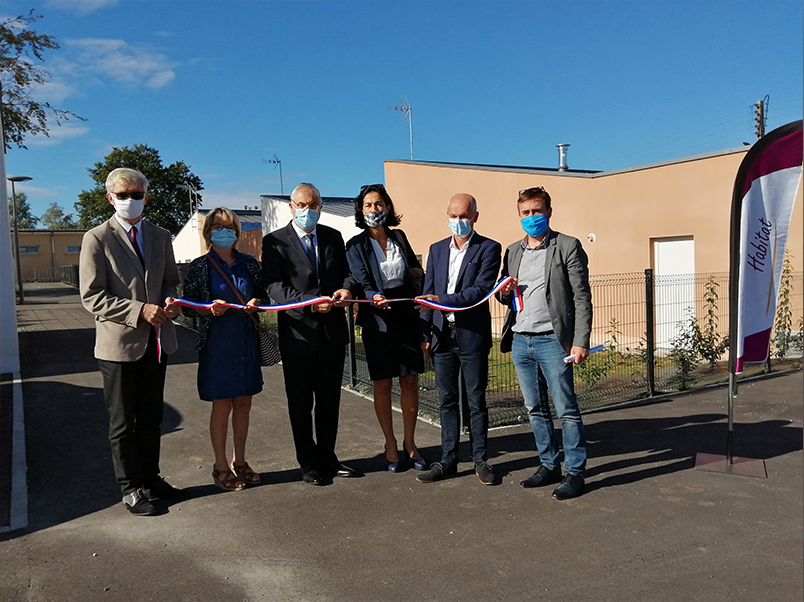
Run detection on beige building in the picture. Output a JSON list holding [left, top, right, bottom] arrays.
[[14, 230, 85, 281], [383, 147, 803, 276]]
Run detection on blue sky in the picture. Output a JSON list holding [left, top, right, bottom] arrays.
[[3, 0, 802, 220]]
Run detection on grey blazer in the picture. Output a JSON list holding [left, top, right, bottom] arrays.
[[80, 217, 179, 362], [498, 231, 592, 354]]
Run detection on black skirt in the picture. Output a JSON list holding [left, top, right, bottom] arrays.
[[361, 286, 425, 381]]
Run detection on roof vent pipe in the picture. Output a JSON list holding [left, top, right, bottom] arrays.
[[556, 144, 570, 171]]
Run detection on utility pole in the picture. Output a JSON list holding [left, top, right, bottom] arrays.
[[754, 96, 769, 140]]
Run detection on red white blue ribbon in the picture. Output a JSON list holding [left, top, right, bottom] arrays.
[[172, 277, 520, 313], [172, 296, 331, 312]]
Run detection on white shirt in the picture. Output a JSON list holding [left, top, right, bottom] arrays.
[[370, 237, 406, 289], [446, 231, 474, 323], [291, 221, 318, 267]]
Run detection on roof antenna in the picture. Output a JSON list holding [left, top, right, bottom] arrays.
[[387, 96, 414, 160], [262, 154, 284, 195]]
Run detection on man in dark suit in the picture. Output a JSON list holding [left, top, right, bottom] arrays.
[[416, 193, 502, 485], [498, 186, 592, 500], [262, 183, 359, 485], [80, 167, 184, 516]]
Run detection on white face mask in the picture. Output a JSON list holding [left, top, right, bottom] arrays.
[[113, 196, 145, 220]]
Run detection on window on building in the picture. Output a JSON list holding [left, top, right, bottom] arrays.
[[19, 246, 40, 254], [65, 245, 81, 254]]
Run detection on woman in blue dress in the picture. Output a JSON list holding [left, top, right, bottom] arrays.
[[182, 208, 264, 491]]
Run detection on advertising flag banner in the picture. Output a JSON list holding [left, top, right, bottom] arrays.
[[731, 121, 802, 373]]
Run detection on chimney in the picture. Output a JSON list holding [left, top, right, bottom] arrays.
[[556, 144, 570, 171]]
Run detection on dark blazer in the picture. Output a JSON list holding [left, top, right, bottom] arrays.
[[181, 251, 263, 351], [261, 222, 358, 346], [421, 232, 502, 354], [345, 228, 422, 332], [498, 230, 592, 354], [80, 217, 179, 361]]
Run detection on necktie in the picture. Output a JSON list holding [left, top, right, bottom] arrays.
[[129, 225, 145, 267], [303, 233, 317, 276]]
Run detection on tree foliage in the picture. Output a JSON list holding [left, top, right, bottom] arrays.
[[7, 191, 39, 228], [75, 144, 204, 235], [40, 202, 76, 229], [0, 10, 85, 150]]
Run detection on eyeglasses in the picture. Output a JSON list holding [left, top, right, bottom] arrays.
[[292, 202, 322, 211], [111, 191, 146, 201], [211, 225, 237, 232], [519, 187, 546, 196]]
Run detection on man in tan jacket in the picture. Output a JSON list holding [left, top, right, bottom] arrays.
[[80, 167, 183, 515]]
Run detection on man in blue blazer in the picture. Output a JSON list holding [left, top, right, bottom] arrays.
[[498, 186, 592, 500], [262, 183, 359, 486], [416, 193, 502, 485]]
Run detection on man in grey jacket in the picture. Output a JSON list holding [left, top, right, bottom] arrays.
[[498, 186, 592, 499]]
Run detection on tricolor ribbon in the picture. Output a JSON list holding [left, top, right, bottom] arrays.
[[161, 278, 526, 361], [171, 277, 521, 314]]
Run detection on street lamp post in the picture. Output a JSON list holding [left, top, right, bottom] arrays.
[[8, 176, 32, 304]]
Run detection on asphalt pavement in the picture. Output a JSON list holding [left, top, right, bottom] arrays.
[[0, 282, 801, 602]]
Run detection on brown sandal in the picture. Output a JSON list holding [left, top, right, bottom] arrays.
[[232, 462, 262, 484], [212, 466, 246, 491]]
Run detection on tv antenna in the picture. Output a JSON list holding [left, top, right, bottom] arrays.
[[386, 96, 413, 160], [262, 153, 284, 195]]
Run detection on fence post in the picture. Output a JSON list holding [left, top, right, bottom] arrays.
[[347, 307, 357, 387], [644, 268, 656, 396]]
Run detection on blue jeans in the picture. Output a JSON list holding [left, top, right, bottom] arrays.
[[511, 333, 587, 474], [432, 331, 489, 466]]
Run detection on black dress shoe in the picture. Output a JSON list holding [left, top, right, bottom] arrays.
[[520, 465, 562, 488], [123, 489, 156, 516], [301, 468, 324, 485], [416, 462, 458, 483], [329, 462, 359, 478], [552, 473, 585, 500], [143, 476, 187, 500]]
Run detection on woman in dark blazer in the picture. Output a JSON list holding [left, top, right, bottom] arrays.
[[345, 184, 426, 472]]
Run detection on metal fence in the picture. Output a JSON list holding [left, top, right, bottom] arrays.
[[168, 267, 803, 427], [342, 270, 804, 427], [60, 265, 79, 288]]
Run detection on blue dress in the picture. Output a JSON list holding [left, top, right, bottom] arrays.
[[197, 251, 263, 401]]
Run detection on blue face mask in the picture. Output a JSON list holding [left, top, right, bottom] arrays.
[[521, 214, 549, 238], [210, 229, 238, 249], [294, 207, 320, 230], [448, 218, 472, 238]]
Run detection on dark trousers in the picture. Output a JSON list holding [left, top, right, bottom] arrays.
[[279, 333, 346, 470], [432, 329, 489, 466], [98, 330, 167, 496]]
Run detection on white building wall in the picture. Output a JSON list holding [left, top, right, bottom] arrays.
[[172, 211, 204, 263], [261, 198, 361, 241], [0, 122, 20, 373]]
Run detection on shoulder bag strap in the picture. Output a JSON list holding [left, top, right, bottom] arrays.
[[206, 254, 262, 331]]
